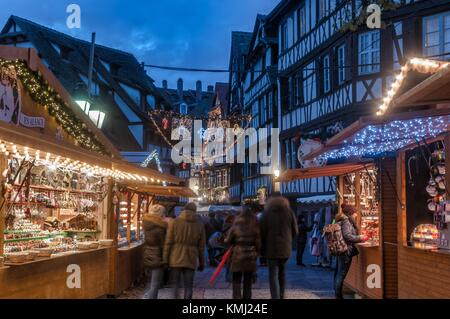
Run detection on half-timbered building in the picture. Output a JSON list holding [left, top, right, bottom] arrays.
[[265, 0, 450, 211]]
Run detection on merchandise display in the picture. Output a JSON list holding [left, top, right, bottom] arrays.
[[410, 224, 439, 250], [2, 159, 107, 262]]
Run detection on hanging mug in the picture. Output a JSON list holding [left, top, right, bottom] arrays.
[[437, 164, 446, 175], [426, 181, 438, 197], [428, 199, 438, 212]]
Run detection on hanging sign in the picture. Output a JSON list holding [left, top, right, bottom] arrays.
[[19, 113, 45, 128]]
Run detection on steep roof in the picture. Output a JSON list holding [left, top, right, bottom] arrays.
[[157, 86, 215, 118], [0, 15, 171, 152], [229, 31, 253, 71]]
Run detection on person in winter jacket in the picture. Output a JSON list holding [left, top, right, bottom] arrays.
[[296, 214, 315, 266], [334, 204, 368, 299], [225, 206, 261, 299], [143, 204, 168, 299], [163, 202, 206, 299], [260, 195, 298, 299], [205, 212, 222, 266]]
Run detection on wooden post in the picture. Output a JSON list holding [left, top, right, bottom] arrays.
[[127, 192, 131, 246], [106, 179, 118, 296], [0, 155, 7, 257], [136, 195, 142, 241], [445, 136, 450, 197], [355, 172, 361, 229]]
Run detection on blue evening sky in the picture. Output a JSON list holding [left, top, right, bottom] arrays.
[[0, 0, 280, 90]]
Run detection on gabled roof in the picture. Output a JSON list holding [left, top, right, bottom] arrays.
[[228, 31, 253, 72], [0, 16, 171, 152]]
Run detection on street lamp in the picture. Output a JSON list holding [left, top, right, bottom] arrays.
[[273, 169, 281, 193]]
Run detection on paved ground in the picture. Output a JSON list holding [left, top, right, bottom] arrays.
[[119, 251, 335, 299]]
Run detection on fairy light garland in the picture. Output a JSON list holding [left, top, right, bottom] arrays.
[[376, 57, 449, 116], [0, 140, 164, 184], [318, 116, 449, 160], [0, 59, 109, 155]]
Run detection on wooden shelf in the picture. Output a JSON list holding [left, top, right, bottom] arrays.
[[13, 184, 103, 196]]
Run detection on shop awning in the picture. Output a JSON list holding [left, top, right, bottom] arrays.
[[279, 162, 373, 182], [394, 64, 450, 107], [111, 160, 182, 185], [304, 108, 450, 161], [297, 194, 336, 204], [125, 184, 196, 197]]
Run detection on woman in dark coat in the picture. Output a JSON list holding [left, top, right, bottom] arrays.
[[334, 204, 368, 299], [143, 204, 168, 299], [225, 206, 261, 299]]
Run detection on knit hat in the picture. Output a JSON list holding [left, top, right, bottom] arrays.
[[149, 204, 166, 217], [341, 204, 357, 216], [184, 202, 197, 213]]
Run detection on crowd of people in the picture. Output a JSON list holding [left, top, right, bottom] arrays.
[[142, 193, 367, 300]]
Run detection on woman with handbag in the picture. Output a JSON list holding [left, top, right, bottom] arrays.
[[225, 206, 261, 299]]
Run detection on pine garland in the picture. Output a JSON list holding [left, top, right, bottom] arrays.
[[0, 59, 109, 156]]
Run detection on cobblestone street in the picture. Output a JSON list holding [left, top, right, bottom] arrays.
[[120, 252, 335, 299]]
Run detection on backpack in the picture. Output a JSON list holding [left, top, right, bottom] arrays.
[[323, 223, 348, 256]]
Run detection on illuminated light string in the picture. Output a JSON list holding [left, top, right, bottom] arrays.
[[0, 141, 167, 185], [376, 57, 450, 116], [318, 116, 449, 160]]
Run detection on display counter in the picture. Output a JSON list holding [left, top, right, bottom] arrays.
[[0, 247, 113, 298], [115, 241, 145, 296], [397, 136, 450, 298]]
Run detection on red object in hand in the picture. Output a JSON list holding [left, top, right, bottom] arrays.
[[209, 247, 233, 286]]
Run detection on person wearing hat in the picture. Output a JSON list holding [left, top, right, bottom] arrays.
[[334, 204, 368, 299], [163, 202, 206, 299], [143, 204, 168, 299]]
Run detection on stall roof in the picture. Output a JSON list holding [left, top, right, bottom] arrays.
[[394, 63, 450, 107], [297, 194, 336, 204], [305, 108, 450, 161], [279, 162, 373, 182], [125, 185, 196, 198]]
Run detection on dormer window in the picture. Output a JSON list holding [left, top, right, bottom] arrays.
[[50, 42, 72, 60], [180, 102, 187, 115]]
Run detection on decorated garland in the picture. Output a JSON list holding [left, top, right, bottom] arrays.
[[149, 108, 252, 122], [0, 59, 109, 156]]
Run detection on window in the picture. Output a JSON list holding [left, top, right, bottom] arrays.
[[281, 22, 289, 51], [318, 0, 329, 20], [294, 73, 302, 106], [297, 6, 307, 38], [423, 12, 450, 59], [393, 22, 404, 70], [267, 92, 273, 119], [180, 103, 187, 115], [323, 55, 331, 93], [252, 102, 259, 128], [284, 139, 291, 169], [260, 96, 267, 125], [337, 45, 346, 84], [291, 139, 297, 169], [302, 62, 317, 103], [358, 31, 380, 75]]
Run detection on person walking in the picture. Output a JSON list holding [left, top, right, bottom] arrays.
[[205, 212, 221, 266], [142, 204, 168, 299], [260, 195, 298, 299], [163, 202, 206, 299], [225, 206, 261, 299], [334, 204, 368, 299], [296, 214, 315, 266]]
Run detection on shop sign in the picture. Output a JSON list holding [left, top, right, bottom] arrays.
[[19, 113, 45, 128], [0, 66, 45, 129]]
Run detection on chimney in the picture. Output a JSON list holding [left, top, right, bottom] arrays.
[[177, 78, 183, 99], [207, 85, 214, 92], [196, 80, 202, 102], [162, 80, 168, 89]]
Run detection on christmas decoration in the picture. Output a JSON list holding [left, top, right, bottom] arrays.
[[376, 58, 449, 116], [0, 59, 108, 155], [318, 116, 449, 160]]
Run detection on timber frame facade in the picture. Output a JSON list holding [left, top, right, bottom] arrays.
[[263, 0, 450, 206]]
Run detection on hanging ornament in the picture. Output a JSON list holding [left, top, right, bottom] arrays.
[[162, 117, 169, 130]]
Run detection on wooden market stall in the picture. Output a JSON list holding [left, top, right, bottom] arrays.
[[0, 46, 192, 298], [298, 103, 450, 299], [280, 158, 398, 299], [110, 182, 196, 297]]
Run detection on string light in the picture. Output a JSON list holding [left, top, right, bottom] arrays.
[[318, 116, 449, 160], [0, 59, 109, 155], [376, 57, 449, 116]]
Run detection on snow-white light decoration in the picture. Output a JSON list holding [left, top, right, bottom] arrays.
[[318, 116, 449, 160], [376, 58, 449, 116]]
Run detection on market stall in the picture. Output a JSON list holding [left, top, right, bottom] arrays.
[[280, 159, 396, 299], [0, 46, 189, 298], [300, 102, 450, 298]]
